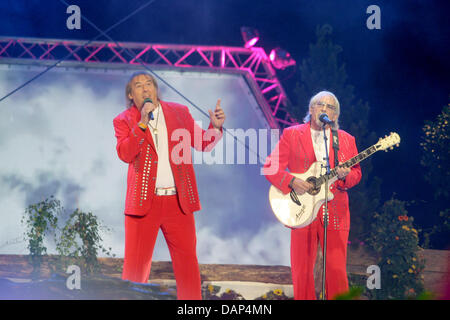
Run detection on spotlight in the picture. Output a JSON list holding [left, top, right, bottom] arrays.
[[241, 27, 260, 48], [269, 47, 296, 70]]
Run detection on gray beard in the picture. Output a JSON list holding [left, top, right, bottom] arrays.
[[312, 117, 323, 129]]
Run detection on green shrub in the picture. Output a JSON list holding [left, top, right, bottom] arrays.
[[22, 196, 113, 275], [56, 208, 114, 274], [21, 196, 61, 277], [366, 198, 425, 299]]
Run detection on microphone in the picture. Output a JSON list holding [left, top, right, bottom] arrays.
[[143, 98, 154, 120], [319, 113, 333, 125]]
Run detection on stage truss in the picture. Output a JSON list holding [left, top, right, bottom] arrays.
[[0, 37, 297, 129]]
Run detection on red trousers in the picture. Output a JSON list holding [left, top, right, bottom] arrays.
[[290, 216, 349, 300], [122, 195, 202, 300]]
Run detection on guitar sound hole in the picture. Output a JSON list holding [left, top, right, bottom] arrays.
[[306, 176, 320, 195]]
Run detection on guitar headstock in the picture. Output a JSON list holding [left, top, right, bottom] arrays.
[[376, 132, 401, 151]]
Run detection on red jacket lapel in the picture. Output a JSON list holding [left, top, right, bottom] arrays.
[[160, 100, 178, 157]]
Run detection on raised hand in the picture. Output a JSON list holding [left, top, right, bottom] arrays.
[[208, 99, 226, 129]]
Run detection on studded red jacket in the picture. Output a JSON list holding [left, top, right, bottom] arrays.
[[263, 122, 362, 231], [113, 101, 222, 216]]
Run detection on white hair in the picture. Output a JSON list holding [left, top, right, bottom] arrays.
[[303, 91, 340, 129]]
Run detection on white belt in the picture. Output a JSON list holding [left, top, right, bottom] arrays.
[[155, 187, 177, 196]]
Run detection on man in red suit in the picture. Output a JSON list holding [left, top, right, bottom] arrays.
[[113, 72, 225, 299], [263, 91, 362, 299]]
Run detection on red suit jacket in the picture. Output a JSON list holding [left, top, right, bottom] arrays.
[[263, 123, 362, 231], [113, 101, 222, 216]]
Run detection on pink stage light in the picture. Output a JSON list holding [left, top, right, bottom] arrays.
[[241, 27, 260, 48], [269, 50, 276, 62], [245, 37, 259, 49], [269, 47, 296, 70]]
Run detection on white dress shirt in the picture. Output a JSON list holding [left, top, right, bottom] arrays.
[[147, 103, 176, 188], [311, 127, 331, 165]]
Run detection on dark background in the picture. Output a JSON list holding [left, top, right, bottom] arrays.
[[0, 0, 449, 244]]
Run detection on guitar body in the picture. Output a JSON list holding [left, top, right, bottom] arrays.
[[268, 161, 338, 229]]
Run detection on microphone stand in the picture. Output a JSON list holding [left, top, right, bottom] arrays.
[[321, 123, 331, 300]]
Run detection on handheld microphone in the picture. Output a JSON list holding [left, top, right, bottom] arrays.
[[319, 113, 333, 125], [143, 98, 154, 120]]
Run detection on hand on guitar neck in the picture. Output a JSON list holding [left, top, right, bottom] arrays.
[[336, 163, 351, 180]]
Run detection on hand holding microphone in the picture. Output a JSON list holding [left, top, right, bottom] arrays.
[[139, 98, 156, 125], [144, 98, 156, 120]]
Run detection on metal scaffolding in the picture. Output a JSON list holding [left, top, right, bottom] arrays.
[[0, 37, 297, 129]]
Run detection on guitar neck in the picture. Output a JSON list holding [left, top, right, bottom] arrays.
[[317, 145, 378, 185]]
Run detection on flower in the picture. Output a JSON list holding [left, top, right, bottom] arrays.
[[408, 268, 414, 273], [393, 275, 398, 278], [262, 294, 267, 299], [402, 225, 410, 231], [273, 289, 283, 296], [395, 236, 399, 240]]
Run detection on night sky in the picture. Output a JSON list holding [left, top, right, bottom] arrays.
[[0, 0, 449, 239]]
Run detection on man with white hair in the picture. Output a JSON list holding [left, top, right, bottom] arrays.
[[263, 91, 362, 299]]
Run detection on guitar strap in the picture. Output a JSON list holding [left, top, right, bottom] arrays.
[[331, 127, 339, 167]]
